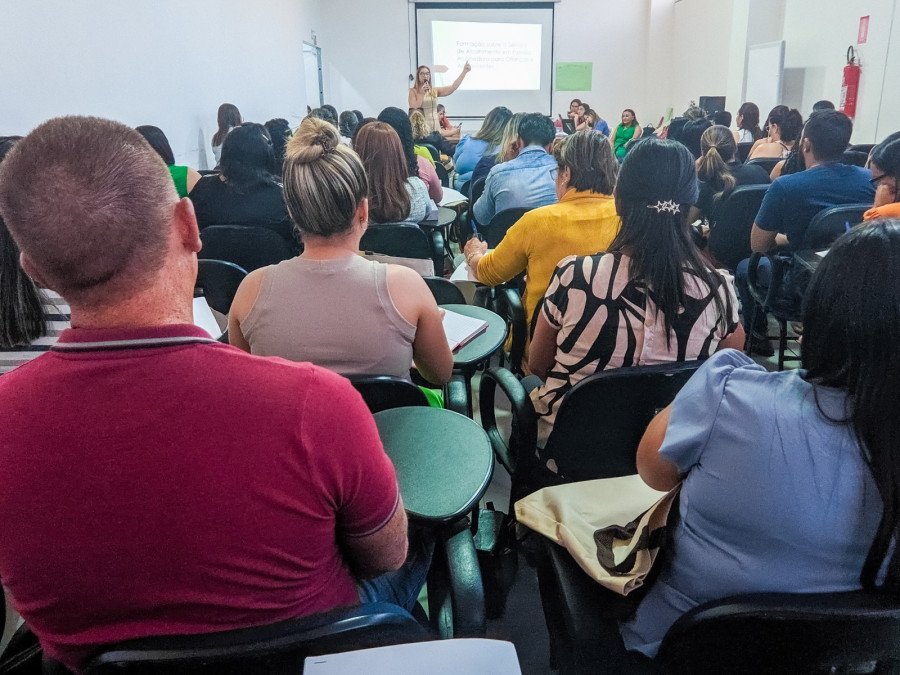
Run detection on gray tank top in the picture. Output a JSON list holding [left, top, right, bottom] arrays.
[[241, 255, 417, 379]]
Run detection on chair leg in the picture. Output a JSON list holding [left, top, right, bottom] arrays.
[[745, 305, 760, 356], [778, 320, 788, 371]]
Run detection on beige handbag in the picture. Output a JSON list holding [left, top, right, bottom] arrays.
[[515, 474, 680, 595]]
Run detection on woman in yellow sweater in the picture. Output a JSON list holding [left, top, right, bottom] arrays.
[[463, 130, 621, 328]]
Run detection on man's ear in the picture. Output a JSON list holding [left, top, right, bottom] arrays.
[[173, 198, 201, 253], [19, 252, 50, 289]]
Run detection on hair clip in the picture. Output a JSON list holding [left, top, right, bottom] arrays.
[[646, 200, 681, 214]]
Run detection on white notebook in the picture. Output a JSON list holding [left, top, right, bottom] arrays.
[[442, 309, 488, 351], [192, 296, 222, 338]]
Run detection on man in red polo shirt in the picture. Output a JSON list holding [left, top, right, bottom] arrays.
[[0, 117, 418, 671]]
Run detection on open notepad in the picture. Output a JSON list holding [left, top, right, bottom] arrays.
[[443, 309, 488, 352]]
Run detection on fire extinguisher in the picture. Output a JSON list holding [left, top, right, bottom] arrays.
[[840, 46, 861, 119]]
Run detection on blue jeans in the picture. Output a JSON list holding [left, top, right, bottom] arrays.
[[358, 527, 434, 612], [735, 256, 772, 336]]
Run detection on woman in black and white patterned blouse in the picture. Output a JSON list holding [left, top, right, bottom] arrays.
[[528, 137, 745, 454]]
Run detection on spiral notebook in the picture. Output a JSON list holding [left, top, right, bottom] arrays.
[[442, 310, 488, 351]]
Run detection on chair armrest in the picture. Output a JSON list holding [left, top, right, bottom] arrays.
[[428, 228, 445, 276], [443, 375, 469, 417], [478, 367, 537, 477], [496, 288, 526, 375], [746, 252, 791, 308], [443, 522, 486, 638]]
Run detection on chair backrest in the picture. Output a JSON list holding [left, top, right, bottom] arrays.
[[84, 603, 429, 674], [543, 361, 703, 482], [736, 142, 754, 163], [459, 180, 471, 198], [470, 177, 487, 209], [802, 203, 870, 250], [199, 225, 295, 272], [346, 375, 430, 413], [435, 162, 450, 188], [657, 591, 900, 675], [195, 260, 247, 315], [421, 143, 440, 162], [423, 276, 466, 305], [842, 149, 869, 167], [706, 185, 769, 271], [850, 143, 875, 155], [360, 222, 433, 260], [745, 157, 780, 175], [480, 208, 532, 249]]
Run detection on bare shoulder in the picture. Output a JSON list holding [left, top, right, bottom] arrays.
[[385, 263, 427, 291]]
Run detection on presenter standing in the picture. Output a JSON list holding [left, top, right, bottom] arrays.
[[409, 63, 471, 139]]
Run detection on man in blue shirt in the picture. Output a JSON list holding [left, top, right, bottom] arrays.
[[735, 110, 874, 353], [473, 113, 558, 226]]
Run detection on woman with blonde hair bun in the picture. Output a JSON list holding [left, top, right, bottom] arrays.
[[228, 116, 453, 386]]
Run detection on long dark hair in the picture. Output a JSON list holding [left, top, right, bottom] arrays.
[[0, 136, 46, 349], [219, 123, 279, 191], [213, 103, 242, 147], [353, 122, 412, 224], [377, 107, 420, 178], [611, 137, 728, 345], [800, 220, 900, 591], [135, 125, 175, 166], [264, 118, 292, 171], [737, 102, 763, 140]]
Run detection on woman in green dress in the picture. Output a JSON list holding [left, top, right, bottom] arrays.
[[611, 109, 643, 161]]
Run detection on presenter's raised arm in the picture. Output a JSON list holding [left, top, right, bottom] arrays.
[[436, 62, 471, 97]]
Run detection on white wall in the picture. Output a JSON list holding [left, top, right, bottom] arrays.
[[0, 0, 320, 168], [316, 0, 653, 131]]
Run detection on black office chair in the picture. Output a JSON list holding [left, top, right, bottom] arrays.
[[83, 603, 429, 674], [850, 143, 876, 155], [706, 185, 768, 271], [347, 375, 430, 413], [537, 537, 900, 675], [842, 149, 869, 167], [459, 180, 472, 199], [435, 162, 450, 188], [736, 141, 754, 163], [479, 207, 531, 249], [746, 204, 870, 369], [360, 222, 436, 275], [423, 276, 467, 305], [199, 225, 296, 273], [195, 260, 247, 315], [746, 157, 780, 175], [467, 178, 487, 229], [479, 360, 702, 507]]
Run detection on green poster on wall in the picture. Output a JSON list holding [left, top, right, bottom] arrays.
[[555, 62, 593, 91]]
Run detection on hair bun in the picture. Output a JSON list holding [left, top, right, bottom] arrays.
[[286, 117, 339, 165]]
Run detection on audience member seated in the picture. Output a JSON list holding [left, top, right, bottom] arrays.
[[379, 107, 443, 202], [135, 125, 201, 198], [733, 101, 764, 143], [679, 117, 712, 158], [436, 104, 461, 144], [566, 98, 582, 121], [736, 110, 875, 353], [813, 99, 836, 112], [309, 107, 338, 128], [0, 137, 70, 374], [470, 112, 524, 188], [612, 109, 643, 161], [229, 117, 452, 386], [712, 110, 732, 128], [354, 121, 429, 224], [473, 113, 558, 226], [747, 106, 803, 160], [464, 130, 621, 331], [617, 220, 900, 661], [189, 122, 294, 244], [452, 106, 512, 189], [409, 109, 439, 164], [264, 118, 292, 170], [864, 134, 900, 221], [528, 136, 742, 450], [0, 116, 421, 672], [211, 102, 242, 165], [339, 110, 359, 145], [583, 109, 610, 137], [321, 104, 340, 123], [688, 125, 770, 223], [573, 102, 591, 131]]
